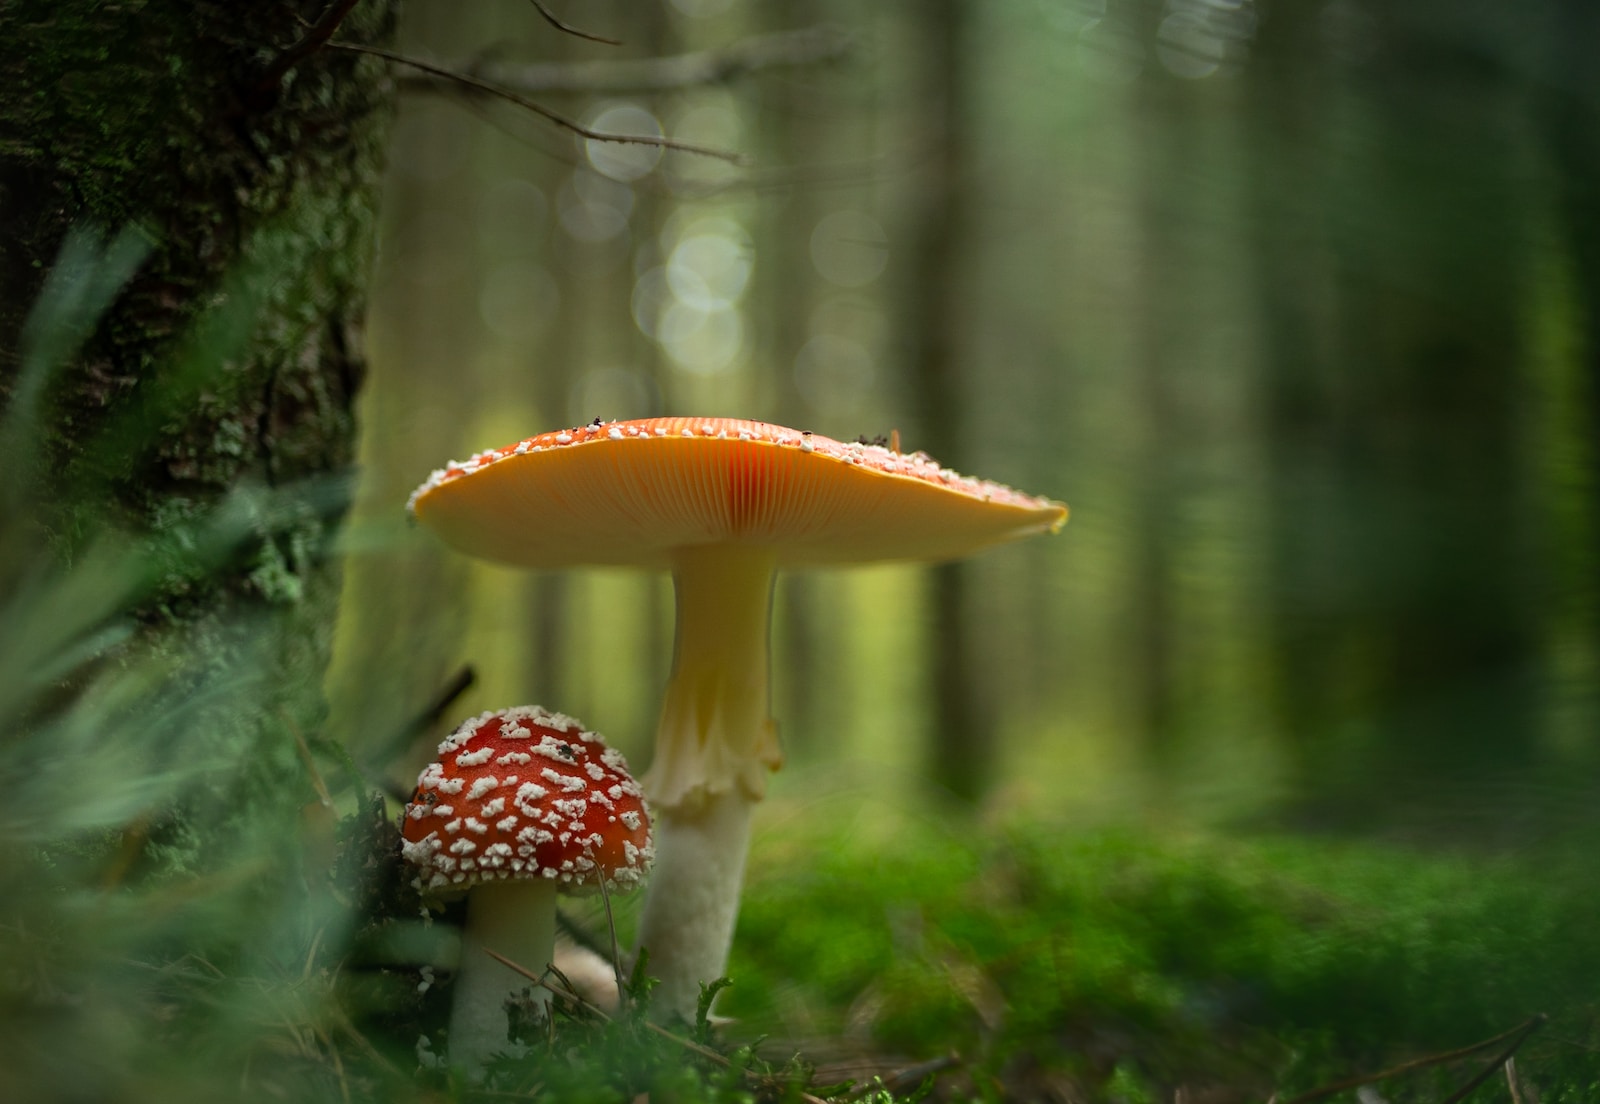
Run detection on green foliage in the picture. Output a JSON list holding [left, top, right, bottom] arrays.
[[0, 232, 368, 1101], [727, 812, 1600, 1100]]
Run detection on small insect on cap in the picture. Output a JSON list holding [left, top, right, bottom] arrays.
[[401, 706, 653, 895], [407, 416, 1067, 571]]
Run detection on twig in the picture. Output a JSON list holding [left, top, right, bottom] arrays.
[[399, 24, 850, 97], [527, 0, 621, 46], [1437, 1015, 1548, 1104], [416, 664, 477, 731], [593, 859, 628, 1009], [256, 0, 364, 94], [328, 42, 741, 162], [284, 710, 335, 810], [1504, 1056, 1527, 1104], [661, 148, 909, 200], [843, 1053, 961, 1100], [1280, 1014, 1549, 1104], [368, 664, 475, 768]]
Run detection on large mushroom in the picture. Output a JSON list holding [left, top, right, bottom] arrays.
[[408, 417, 1066, 1018], [401, 705, 652, 1069]]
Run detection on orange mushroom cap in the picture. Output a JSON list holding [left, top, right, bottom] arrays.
[[401, 706, 653, 895], [408, 416, 1067, 571]]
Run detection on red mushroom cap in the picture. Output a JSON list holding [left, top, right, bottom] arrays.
[[400, 706, 653, 894]]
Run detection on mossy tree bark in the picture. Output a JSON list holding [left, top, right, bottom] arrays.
[[0, 1, 399, 869]]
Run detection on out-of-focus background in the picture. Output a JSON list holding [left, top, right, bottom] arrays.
[[333, 0, 1599, 846]]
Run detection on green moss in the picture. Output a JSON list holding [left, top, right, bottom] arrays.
[[727, 818, 1600, 1099]]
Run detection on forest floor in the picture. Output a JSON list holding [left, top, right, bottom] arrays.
[[9, 802, 1600, 1102], [369, 809, 1600, 1104]]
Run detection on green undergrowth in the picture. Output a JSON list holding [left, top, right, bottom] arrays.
[[725, 804, 1600, 1101]]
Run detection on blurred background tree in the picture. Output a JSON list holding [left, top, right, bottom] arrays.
[[330, 0, 1598, 845]]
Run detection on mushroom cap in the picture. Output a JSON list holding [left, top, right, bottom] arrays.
[[401, 706, 653, 895], [408, 417, 1067, 571]]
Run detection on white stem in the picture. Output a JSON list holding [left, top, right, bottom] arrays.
[[634, 791, 753, 1020], [449, 878, 556, 1073], [637, 544, 780, 1020]]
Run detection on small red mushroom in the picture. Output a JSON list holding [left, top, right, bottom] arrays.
[[401, 706, 651, 1071]]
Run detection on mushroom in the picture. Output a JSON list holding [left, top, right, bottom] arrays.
[[401, 705, 652, 1070], [408, 417, 1066, 1019]]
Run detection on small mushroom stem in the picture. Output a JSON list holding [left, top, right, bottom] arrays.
[[450, 878, 557, 1072], [637, 543, 781, 1019]]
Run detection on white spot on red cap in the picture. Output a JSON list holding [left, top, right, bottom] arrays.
[[400, 704, 653, 896]]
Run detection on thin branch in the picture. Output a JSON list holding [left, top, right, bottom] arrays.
[[1504, 1057, 1527, 1104], [366, 664, 476, 771], [593, 859, 628, 1010], [842, 1054, 961, 1100], [1280, 1014, 1549, 1104], [527, 0, 621, 46], [398, 24, 851, 97], [1437, 1015, 1548, 1104], [661, 147, 915, 200], [256, 0, 364, 94], [284, 710, 334, 809], [329, 42, 742, 163]]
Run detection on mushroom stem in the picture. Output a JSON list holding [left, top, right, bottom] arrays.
[[450, 878, 557, 1072], [635, 790, 753, 1018], [637, 543, 780, 1018]]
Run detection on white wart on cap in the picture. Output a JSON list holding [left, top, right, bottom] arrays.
[[402, 705, 653, 892]]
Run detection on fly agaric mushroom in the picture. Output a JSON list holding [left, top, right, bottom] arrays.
[[401, 705, 652, 1069], [408, 417, 1066, 1019]]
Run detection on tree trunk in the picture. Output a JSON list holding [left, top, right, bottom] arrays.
[[0, 0, 399, 866], [1249, 4, 1537, 833], [901, 0, 989, 805], [1544, 0, 1600, 786]]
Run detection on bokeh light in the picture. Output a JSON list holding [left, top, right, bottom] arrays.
[[659, 300, 744, 375], [666, 219, 752, 309], [585, 104, 665, 183], [558, 169, 634, 243]]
